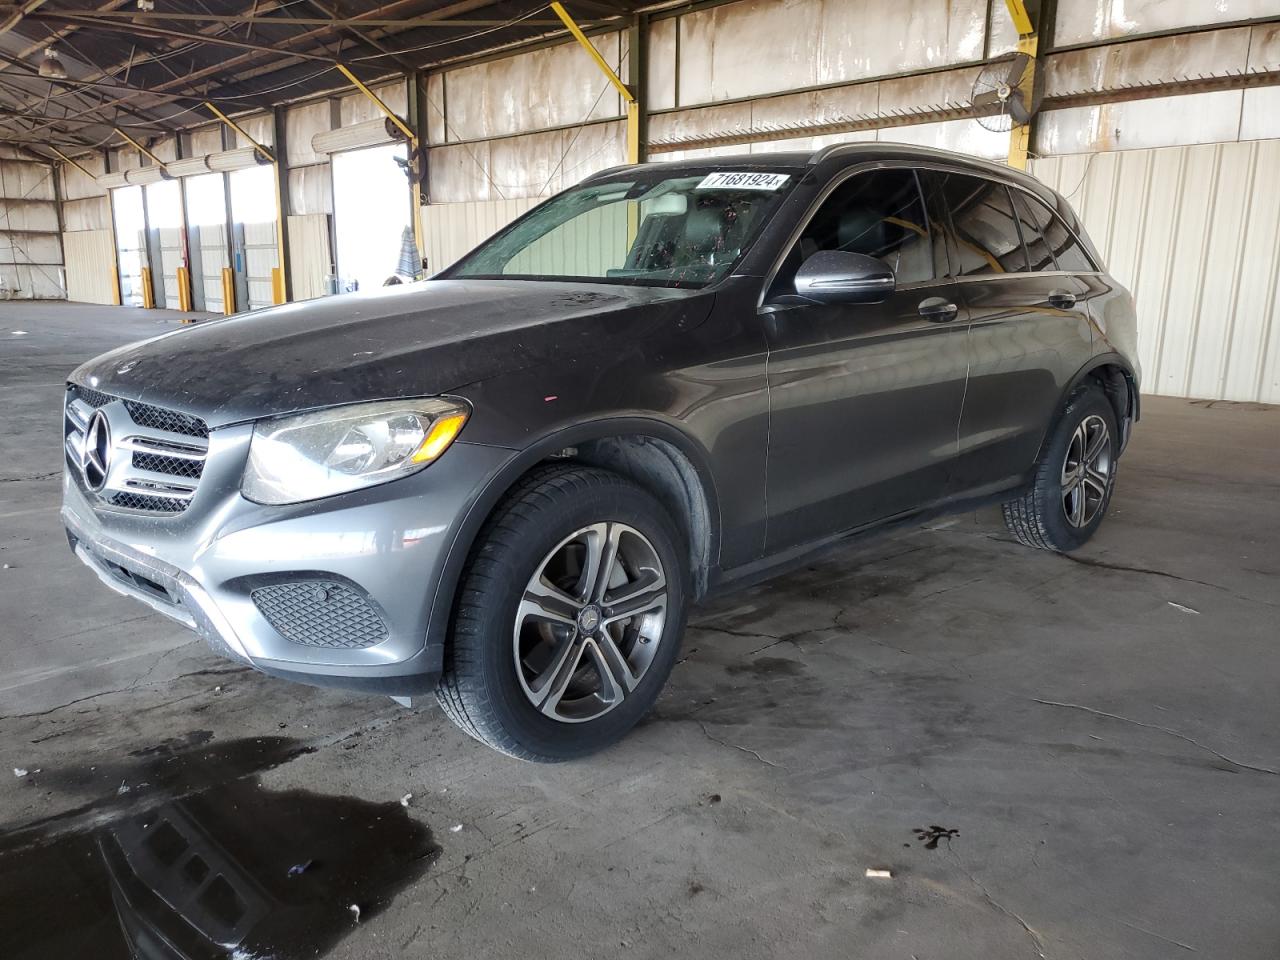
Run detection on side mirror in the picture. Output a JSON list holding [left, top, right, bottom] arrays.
[[793, 250, 895, 304]]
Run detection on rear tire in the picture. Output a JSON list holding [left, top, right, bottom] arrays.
[[1002, 384, 1119, 552], [436, 464, 688, 762]]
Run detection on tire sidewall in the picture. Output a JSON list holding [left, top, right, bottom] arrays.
[[464, 476, 688, 760], [1037, 387, 1119, 549]]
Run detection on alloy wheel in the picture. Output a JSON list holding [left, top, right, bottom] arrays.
[[513, 522, 668, 723], [1061, 414, 1112, 527]]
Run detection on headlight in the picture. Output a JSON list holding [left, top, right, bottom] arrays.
[[242, 399, 469, 505]]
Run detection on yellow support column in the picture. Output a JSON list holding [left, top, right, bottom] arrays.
[[176, 265, 193, 314], [220, 267, 236, 316], [140, 267, 155, 309], [551, 2, 640, 164], [1003, 0, 1038, 171]]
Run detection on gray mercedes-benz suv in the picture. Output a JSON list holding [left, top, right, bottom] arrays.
[[63, 144, 1140, 760]]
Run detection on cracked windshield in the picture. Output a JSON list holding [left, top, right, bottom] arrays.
[[447, 170, 798, 288]]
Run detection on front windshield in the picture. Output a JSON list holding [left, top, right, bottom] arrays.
[[443, 169, 798, 289]]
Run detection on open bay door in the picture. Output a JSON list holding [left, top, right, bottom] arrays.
[[315, 118, 418, 292]]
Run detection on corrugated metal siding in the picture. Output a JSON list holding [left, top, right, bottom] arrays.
[[423, 198, 539, 273], [507, 204, 629, 276], [287, 213, 331, 301], [1031, 140, 1280, 403], [63, 230, 115, 305]]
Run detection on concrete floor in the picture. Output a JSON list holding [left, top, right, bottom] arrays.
[[2, 301, 1278, 959]]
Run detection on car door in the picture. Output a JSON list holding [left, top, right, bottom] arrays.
[[932, 171, 1098, 496], [761, 166, 969, 552]]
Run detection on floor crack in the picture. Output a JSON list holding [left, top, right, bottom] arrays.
[[1118, 917, 1197, 952], [2, 666, 251, 721], [0, 470, 59, 483], [948, 842, 1047, 958], [1031, 699, 1279, 776], [697, 720, 780, 768], [1058, 553, 1278, 609]]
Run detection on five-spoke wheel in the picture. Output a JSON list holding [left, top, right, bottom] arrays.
[[1061, 414, 1113, 528], [437, 465, 687, 761], [515, 522, 668, 722], [1003, 383, 1120, 552]]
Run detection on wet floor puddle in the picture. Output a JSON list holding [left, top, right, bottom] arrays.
[[1, 735, 438, 959]]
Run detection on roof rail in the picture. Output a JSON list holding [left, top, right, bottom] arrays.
[[808, 143, 863, 165]]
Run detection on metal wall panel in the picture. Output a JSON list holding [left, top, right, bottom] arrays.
[[440, 33, 624, 142], [242, 221, 279, 310], [62, 229, 115, 305], [1031, 140, 1280, 402], [1035, 90, 1251, 155], [428, 120, 625, 204], [339, 81, 407, 126], [1055, 0, 1280, 47], [288, 164, 333, 216], [673, 0, 988, 106], [423, 198, 539, 273], [59, 154, 105, 201], [287, 213, 332, 301], [286, 100, 332, 167], [506, 203, 629, 276]]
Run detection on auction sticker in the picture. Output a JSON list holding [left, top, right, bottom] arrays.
[[697, 171, 790, 191]]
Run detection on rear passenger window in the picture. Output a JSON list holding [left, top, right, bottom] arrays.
[[1011, 190, 1059, 272], [790, 168, 937, 287], [1029, 196, 1096, 273], [939, 174, 1028, 275]]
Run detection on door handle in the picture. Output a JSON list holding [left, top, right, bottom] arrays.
[[918, 297, 959, 322], [1047, 290, 1077, 309]]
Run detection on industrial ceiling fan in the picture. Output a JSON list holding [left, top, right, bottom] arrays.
[[971, 53, 1043, 134]]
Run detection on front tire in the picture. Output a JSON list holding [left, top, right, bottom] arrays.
[[1002, 384, 1119, 552], [436, 465, 688, 762]]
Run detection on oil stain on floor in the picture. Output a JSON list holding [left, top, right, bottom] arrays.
[[1, 734, 438, 959]]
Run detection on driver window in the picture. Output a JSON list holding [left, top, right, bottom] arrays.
[[775, 168, 935, 295]]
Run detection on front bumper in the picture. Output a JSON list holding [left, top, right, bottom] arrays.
[[62, 437, 513, 697]]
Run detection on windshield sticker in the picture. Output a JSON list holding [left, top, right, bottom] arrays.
[[697, 172, 790, 191]]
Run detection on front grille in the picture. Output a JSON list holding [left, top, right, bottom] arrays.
[[123, 399, 208, 439], [132, 451, 205, 480], [65, 383, 210, 516], [251, 580, 389, 649], [73, 385, 114, 409]]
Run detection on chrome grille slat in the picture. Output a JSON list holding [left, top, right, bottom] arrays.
[[64, 383, 210, 516], [122, 435, 208, 459]]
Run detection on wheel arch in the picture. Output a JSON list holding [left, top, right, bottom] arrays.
[[1038, 354, 1140, 463], [424, 417, 721, 666]]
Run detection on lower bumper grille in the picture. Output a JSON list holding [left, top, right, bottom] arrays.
[[251, 580, 389, 649]]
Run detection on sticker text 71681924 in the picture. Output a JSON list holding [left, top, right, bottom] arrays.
[[696, 172, 791, 191]]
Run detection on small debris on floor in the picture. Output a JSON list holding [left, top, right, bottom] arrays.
[[912, 826, 960, 849], [865, 868, 893, 879], [116, 780, 131, 795], [450, 823, 463, 833], [10, 330, 28, 336], [400, 793, 413, 807], [348, 904, 361, 923], [13, 768, 27, 777], [287, 860, 313, 877], [1168, 601, 1200, 615]]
